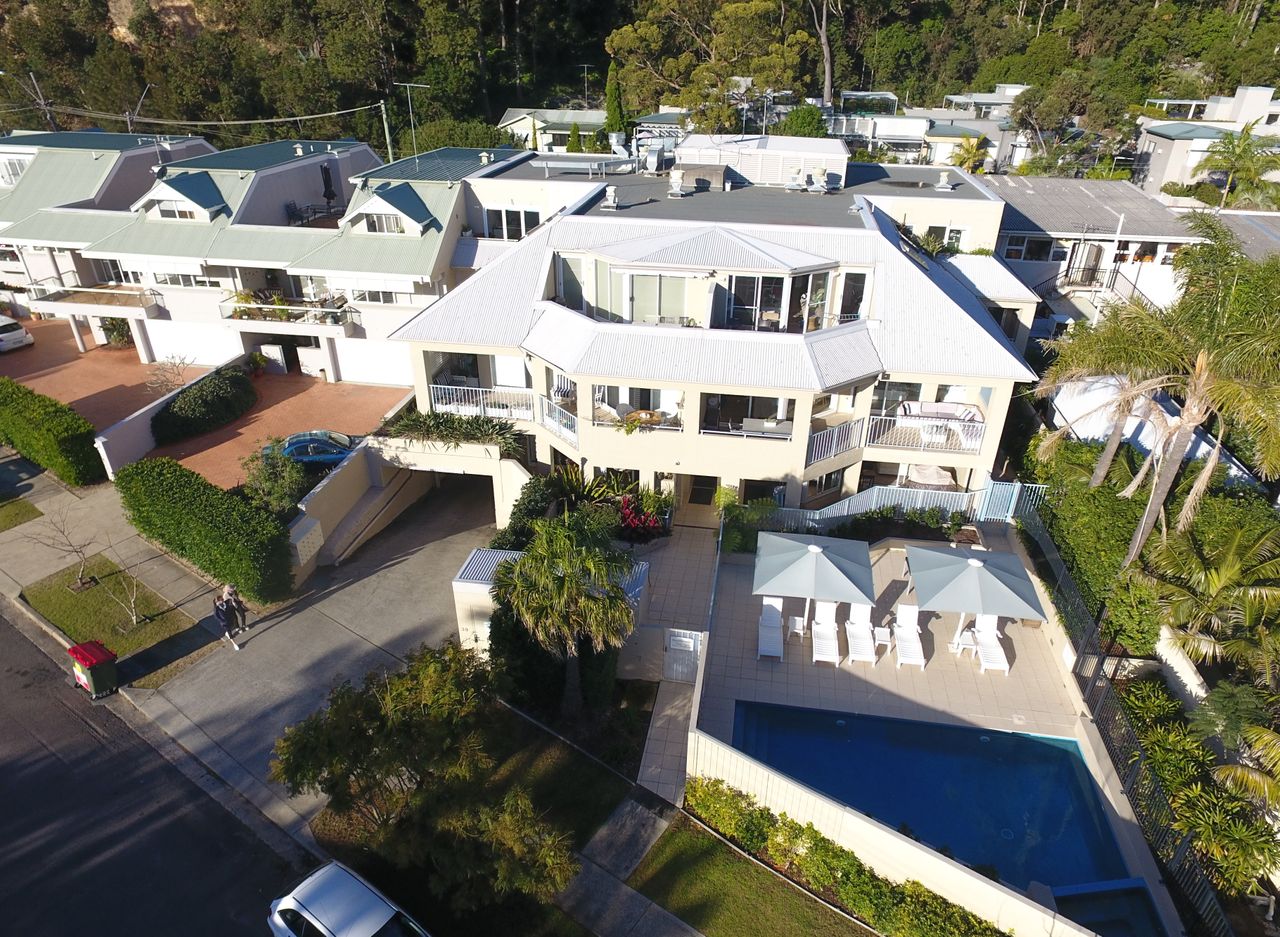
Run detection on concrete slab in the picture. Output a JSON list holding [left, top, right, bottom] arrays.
[[583, 799, 672, 881], [559, 860, 655, 935]]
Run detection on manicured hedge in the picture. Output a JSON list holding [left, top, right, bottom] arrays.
[[685, 778, 1008, 937], [488, 473, 555, 550], [0, 377, 105, 486], [151, 366, 257, 445], [115, 458, 291, 602]]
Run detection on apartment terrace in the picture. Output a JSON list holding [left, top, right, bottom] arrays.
[[27, 280, 162, 318]]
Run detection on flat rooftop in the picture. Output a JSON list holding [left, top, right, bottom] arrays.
[[356, 146, 527, 183], [1221, 211, 1280, 261], [166, 139, 363, 172], [983, 175, 1195, 240], [844, 163, 998, 201], [588, 174, 870, 227]]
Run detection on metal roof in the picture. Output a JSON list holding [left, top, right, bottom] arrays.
[[158, 171, 227, 210], [361, 182, 432, 225], [984, 176, 1196, 240], [355, 147, 523, 183], [1220, 211, 1280, 261], [594, 227, 832, 271], [498, 108, 607, 128], [938, 254, 1038, 303], [0, 208, 134, 247], [450, 236, 515, 268], [1142, 123, 1227, 142], [844, 164, 1000, 202], [678, 133, 850, 158], [0, 131, 191, 151], [924, 124, 986, 140], [165, 139, 362, 172], [0, 150, 119, 225], [454, 547, 649, 601], [634, 112, 688, 126]]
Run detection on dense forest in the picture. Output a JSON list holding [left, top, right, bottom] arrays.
[[0, 0, 1276, 153]]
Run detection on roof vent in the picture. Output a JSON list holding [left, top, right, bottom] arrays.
[[601, 185, 619, 211], [479, 151, 491, 165], [934, 171, 956, 192], [293, 143, 305, 157]]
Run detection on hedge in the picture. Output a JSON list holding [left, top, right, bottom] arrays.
[[0, 377, 105, 485], [685, 778, 1008, 937], [152, 366, 257, 445], [488, 473, 555, 550], [115, 458, 292, 602]]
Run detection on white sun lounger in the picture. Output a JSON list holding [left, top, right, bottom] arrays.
[[893, 604, 926, 670], [762, 595, 784, 619], [813, 600, 839, 625], [975, 613, 1001, 637], [812, 621, 842, 666], [849, 603, 872, 628], [976, 629, 1010, 675], [844, 619, 876, 665], [758, 608, 784, 660]]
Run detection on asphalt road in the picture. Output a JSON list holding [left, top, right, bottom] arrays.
[[0, 616, 298, 936]]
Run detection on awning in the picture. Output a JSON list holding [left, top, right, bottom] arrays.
[[753, 532, 875, 606], [905, 545, 1046, 620]]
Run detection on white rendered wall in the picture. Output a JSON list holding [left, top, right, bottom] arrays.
[[332, 337, 414, 387], [146, 320, 246, 365]]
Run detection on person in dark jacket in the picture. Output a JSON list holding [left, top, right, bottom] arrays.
[[214, 596, 240, 651]]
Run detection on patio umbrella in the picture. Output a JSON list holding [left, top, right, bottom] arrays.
[[904, 545, 1046, 620], [752, 532, 876, 616]]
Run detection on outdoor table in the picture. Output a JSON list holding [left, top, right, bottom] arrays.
[[788, 615, 807, 642]]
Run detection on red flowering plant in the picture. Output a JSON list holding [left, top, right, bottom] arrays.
[[617, 494, 664, 544]]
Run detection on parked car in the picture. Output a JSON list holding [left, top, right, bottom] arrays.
[[270, 430, 361, 466], [269, 861, 430, 937], [0, 315, 34, 352]]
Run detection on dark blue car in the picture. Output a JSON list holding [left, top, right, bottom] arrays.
[[271, 430, 361, 466]]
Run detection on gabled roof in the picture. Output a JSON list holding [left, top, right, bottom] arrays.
[[497, 108, 607, 129], [1142, 123, 1227, 142], [938, 253, 1038, 304], [163, 139, 362, 172], [0, 150, 119, 225], [0, 131, 191, 152], [983, 176, 1196, 240], [355, 147, 524, 183], [342, 182, 432, 228], [0, 208, 136, 248], [592, 227, 830, 271], [131, 171, 226, 213]]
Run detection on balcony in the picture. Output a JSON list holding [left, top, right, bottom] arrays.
[[27, 280, 161, 319], [699, 418, 793, 440], [429, 384, 536, 421], [805, 418, 864, 466], [218, 296, 357, 337], [539, 396, 578, 446], [865, 402, 985, 453]]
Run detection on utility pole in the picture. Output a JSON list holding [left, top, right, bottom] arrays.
[[578, 65, 591, 105], [393, 82, 430, 158], [125, 83, 152, 133], [0, 70, 58, 131], [379, 100, 395, 163]]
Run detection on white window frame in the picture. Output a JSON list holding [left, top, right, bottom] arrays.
[[0, 157, 30, 187], [484, 207, 542, 240], [364, 213, 405, 234], [155, 200, 197, 220], [154, 272, 218, 288], [91, 259, 144, 285], [350, 289, 397, 304]]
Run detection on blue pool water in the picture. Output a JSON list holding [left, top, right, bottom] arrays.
[[1053, 880, 1167, 937], [733, 702, 1128, 891]]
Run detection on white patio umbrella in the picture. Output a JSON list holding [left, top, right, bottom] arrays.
[[752, 532, 876, 619], [904, 545, 1046, 620]]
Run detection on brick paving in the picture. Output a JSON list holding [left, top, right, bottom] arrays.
[[0, 318, 197, 430], [150, 374, 408, 489]]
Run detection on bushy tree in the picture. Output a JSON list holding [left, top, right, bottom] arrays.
[[240, 438, 310, 518], [566, 121, 583, 152], [771, 104, 827, 138], [604, 60, 626, 134]]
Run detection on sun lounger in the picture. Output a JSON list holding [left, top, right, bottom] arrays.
[[849, 603, 872, 628], [844, 619, 876, 665], [975, 614, 1000, 637], [758, 610, 784, 660], [976, 629, 1009, 675], [893, 604, 926, 670], [814, 600, 839, 625], [762, 595, 784, 618], [812, 621, 841, 665]]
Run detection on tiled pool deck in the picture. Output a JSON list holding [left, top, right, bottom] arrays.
[[695, 538, 1084, 745]]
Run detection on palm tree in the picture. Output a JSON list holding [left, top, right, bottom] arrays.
[[491, 512, 634, 717], [1138, 527, 1280, 670], [1193, 119, 1280, 209], [948, 135, 989, 172], [1040, 215, 1280, 566]]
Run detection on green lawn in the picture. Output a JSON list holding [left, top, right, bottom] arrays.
[[24, 553, 194, 657], [629, 817, 876, 937], [0, 495, 41, 532]]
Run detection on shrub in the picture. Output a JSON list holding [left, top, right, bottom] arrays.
[[115, 458, 292, 602], [241, 437, 311, 520], [100, 317, 133, 347], [0, 377, 105, 485], [382, 407, 520, 456], [489, 474, 555, 550], [151, 366, 257, 445], [684, 778, 1008, 936]]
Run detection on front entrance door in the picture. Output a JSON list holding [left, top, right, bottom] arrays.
[[663, 628, 702, 683]]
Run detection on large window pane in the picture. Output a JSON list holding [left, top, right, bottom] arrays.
[[560, 257, 583, 311], [871, 381, 921, 414], [632, 274, 659, 321], [840, 273, 866, 322], [485, 209, 503, 237]]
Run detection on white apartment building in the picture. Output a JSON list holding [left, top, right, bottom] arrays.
[[386, 155, 1038, 519]]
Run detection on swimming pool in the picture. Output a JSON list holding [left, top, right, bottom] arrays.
[[732, 702, 1128, 891]]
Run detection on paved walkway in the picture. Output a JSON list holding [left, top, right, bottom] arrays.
[[559, 794, 704, 937], [637, 682, 695, 804]]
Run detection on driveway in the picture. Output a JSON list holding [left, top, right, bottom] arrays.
[[0, 318, 191, 430], [139, 475, 497, 824], [150, 374, 409, 488]]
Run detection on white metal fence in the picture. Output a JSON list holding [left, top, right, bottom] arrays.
[[805, 419, 863, 466], [429, 384, 537, 420], [865, 414, 985, 453], [761, 481, 1047, 533]]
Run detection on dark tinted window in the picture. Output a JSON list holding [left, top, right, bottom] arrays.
[[372, 911, 430, 937], [0, 322, 23, 334]]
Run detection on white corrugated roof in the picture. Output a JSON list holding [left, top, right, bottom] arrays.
[[451, 236, 516, 268], [938, 253, 1039, 303], [454, 547, 649, 602], [677, 134, 849, 158], [594, 227, 830, 271]]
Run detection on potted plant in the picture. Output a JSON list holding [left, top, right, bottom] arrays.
[[246, 351, 269, 377]]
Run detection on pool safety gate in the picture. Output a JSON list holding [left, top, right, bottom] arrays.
[[1021, 510, 1234, 937]]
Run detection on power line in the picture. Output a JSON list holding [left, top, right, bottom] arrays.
[[48, 101, 385, 129]]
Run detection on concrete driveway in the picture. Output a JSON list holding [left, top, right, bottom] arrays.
[[0, 318, 190, 430], [135, 475, 497, 831]]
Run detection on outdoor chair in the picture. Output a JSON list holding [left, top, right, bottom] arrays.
[[844, 619, 876, 666], [758, 607, 784, 661], [812, 621, 842, 666], [976, 629, 1010, 675], [813, 600, 839, 626], [893, 604, 926, 670], [975, 614, 1001, 638]]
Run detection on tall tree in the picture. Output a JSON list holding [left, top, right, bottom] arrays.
[[948, 135, 989, 171], [1193, 119, 1280, 209], [807, 0, 842, 106], [491, 512, 634, 718], [1041, 215, 1280, 566], [604, 59, 626, 134]]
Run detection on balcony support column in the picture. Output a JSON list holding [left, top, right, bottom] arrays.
[[67, 315, 87, 354], [128, 317, 155, 364], [322, 336, 340, 383]]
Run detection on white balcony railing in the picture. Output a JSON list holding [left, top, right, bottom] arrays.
[[28, 276, 160, 310], [539, 396, 578, 446], [220, 298, 354, 327], [806, 418, 864, 466], [429, 384, 536, 420], [865, 411, 985, 453]]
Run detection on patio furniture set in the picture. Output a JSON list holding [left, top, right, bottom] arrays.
[[753, 533, 1046, 675]]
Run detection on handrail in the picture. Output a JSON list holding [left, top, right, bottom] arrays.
[[806, 419, 863, 466], [429, 384, 536, 420], [220, 298, 353, 326], [539, 396, 578, 446], [28, 279, 157, 308], [865, 412, 984, 453]]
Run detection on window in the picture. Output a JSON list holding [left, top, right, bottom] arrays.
[[839, 272, 866, 323], [351, 289, 396, 304], [0, 157, 29, 187], [807, 468, 845, 497], [1002, 235, 1026, 261], [631, 274, 688, 324], [484, 208, 540, 240], [0, 245, 19, 264], [722, 275, 784, 330], [371, 912, 430, 937], [364, 213, 404, 234], [154, 272, 218, 288], [946, 229, 963, 251], [787, 271, 829, 332], [989, 306, 1019, 340], [155, 200, 196, 220], [276, 908, 323, 937], [91, 259, 143, 285], [813, 393, 833, 415], [558, 256, 585, 311], [871, 380, 921, 414], [0, 321, 23, 334], [1024, 239, 1051, 262]]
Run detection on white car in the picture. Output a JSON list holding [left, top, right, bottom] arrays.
[[268, 861, 431, 937], [0, 315, 33, 352]]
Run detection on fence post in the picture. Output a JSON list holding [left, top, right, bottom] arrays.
[[1006, 480, 1022, 523]]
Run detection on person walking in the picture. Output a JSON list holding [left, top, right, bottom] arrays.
[[222, 584, 248, 635], [214, 595, 240, 651]]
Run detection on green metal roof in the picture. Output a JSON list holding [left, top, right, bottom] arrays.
[[634, 112, 688, 126], [925, 123, 985, 140], [160, 171, 227, 211], [0, 130, 191, 151], [1143, 123, 1227, 141], [0, 209, 134, 247], [0, 150, 118, 224], [356, 147, 522, 184], [164, 139, 362, 173]]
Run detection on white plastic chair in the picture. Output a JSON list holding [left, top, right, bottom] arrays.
[[758, 610, 784, 661], [893, 604, 926, 670], [976, 629, 1010, 675], [812, 621, 842, 666], [813, 600, 839, 626], [975, 613, 1001, 638], [844, 619, 876, 665]]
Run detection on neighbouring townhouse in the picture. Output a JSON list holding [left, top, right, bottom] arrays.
[[385, 149, 1038, 524], [496, 107, 609, 152]]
